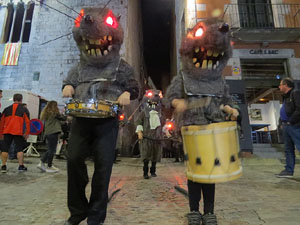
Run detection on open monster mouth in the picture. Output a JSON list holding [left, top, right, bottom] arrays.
[[146, 100, 159, 109], [192, 46, 225, 70], [82, 35, 114, 57]]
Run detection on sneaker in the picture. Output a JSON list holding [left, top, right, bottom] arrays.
[[187, 211, 202, 225], [18, 165, 27, 172], [202, 213, 217, 225], [37, 161, 46, 172], [46, 165, 59, 173], [1, 165, 7, 173], [276, 170, 293, 178]]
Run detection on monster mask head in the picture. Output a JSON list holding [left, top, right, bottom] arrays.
[[143, 89, 163, 112], [72, 8, 124, 65], [180, 19, 232, 79]]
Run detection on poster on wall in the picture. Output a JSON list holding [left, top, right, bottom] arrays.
[[249, 109, 263, 121]]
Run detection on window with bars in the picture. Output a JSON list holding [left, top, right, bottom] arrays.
[[238, 0, 274, 28], [1, 1, 35, 43]]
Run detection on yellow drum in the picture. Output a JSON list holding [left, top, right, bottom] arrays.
[[65, 99, 119, 118], [181, 121, 242, 183]]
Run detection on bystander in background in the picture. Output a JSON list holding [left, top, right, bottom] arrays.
[[0, 93, 30, 172], [37, 101, 64, 173], [276, 78, 300, 178]]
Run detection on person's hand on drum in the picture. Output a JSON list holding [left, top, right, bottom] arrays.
[[220, 104, 239, 121], [137, 131, 143, 140], [62, 85, 75, 97], [118, 91, 131, 106], [172, 99, 187, 113]]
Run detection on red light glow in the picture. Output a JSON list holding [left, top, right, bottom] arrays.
[[145, 91, 153, 98], [166, 122, 174, 130], [106, 17, 113, 26], [75, 9, 84, 28], [105, 10, 118, 29], [195, 27, 204, 37], [119, 114, 125, 121]]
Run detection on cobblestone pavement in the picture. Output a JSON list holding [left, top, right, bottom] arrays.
[[0, 156, 300, 225]]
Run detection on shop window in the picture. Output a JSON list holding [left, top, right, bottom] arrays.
[[1, 1, 35, 43], [238, 0, 274, 28]]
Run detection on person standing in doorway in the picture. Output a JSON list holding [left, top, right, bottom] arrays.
[[276, 78, 300, 178], [0, 93, 30, 173]]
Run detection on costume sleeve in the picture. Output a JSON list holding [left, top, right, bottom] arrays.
[[164, 75, 184, 108], [289, 90, 300, 125], [62, 65, 80, 89], [135, 110, 145, 132], [117, 60, 140, 100]]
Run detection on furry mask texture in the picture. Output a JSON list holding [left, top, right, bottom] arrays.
[[72, 8, 124, 66], [180, 19, 232, 79], [142, 89, 163, 111]]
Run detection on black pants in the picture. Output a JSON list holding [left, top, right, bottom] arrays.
[[41, 132, 59, 167], [188, 180, 215, 214], [67, 117, 119, 225]]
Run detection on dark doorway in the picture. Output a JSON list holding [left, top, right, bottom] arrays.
[[141, 0, 174, 92]]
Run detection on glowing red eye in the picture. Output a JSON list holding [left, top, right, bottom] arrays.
[[146, 91, 153, 97], [195, 27, 204, 37], [105, 10, 119, 29], [106, 16, 113, 26], [75, 9, 84, 28]]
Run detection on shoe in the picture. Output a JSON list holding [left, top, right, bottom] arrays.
[[151, 173, 157, 177], [1, 165, 7, 173], [46, 165, 59, 173], [276, 170, 293, 178], [18, 165, 27, 172], [37, 161, 46, 172], [187, 211, 202, 225], [202, 213, 217, 225], [143, 174, 150, 179]]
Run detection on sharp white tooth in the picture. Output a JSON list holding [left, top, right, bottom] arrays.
[[108, 35, 113, 41], [207, 50, 212, 56], [202, 60, 207, 69], [208, 60, 213, 69], [88, 50, 91, 55], [95, 40, 101, 45], [104, 50, 109, 55], [103, 36, 107, 40], [221, 52, 224, 56], [213, 51, 219, 57], [195, 62, 200, 68], [195, 47, 200, 53], [193, 58, 197, 63], [213, 64, 217, 69], [108, 45, 113, 51], [91, 49, 96, 56], [89, 39, 95, 44], [85, 45, 89, 50], [216, 61, 219, 66], [96, 49, 101, 56]]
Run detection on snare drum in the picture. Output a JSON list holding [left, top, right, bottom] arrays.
[[181, 121, 242, 183], [65, 99, 119, 118]]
